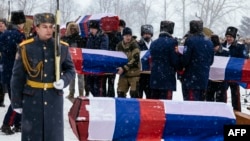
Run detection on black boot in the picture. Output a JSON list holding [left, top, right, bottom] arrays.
[[130, 91, 139, 98], [0, 84, 5, 107], [117, 92, 126, 98], [13, 126, 21, 132], [1, 124, 14, 135]]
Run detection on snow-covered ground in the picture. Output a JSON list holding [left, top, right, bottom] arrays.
[[0, 75, 250, 140]]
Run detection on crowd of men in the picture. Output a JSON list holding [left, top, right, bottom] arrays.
[[0, 9, 249, 141]]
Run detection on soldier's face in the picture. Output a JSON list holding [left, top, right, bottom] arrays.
[[226, 35, 235, 44], [36, 23, 54, 40], [0, 22, 6, 32], [123, 34, 132, 43]]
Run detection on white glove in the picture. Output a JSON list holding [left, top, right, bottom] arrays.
[[14, 108, 23, 114], [53, 79, 64, 90]]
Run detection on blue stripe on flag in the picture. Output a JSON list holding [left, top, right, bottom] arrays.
[[163, 114, 236, 141], [225, 57, 245, 81], [113, 98, 140, 141], [83, 53, 127, 73]]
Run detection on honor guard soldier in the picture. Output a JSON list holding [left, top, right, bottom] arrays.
[[180, 20, 214, 101], [10, 13, 75, 141], [0, 10, 26, 135], [150, 21, 179, 100]]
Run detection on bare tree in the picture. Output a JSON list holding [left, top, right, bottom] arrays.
[[0, 0, 11, 19], [192, 0, 246, 28]]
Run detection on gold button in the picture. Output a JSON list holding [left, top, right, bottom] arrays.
[[44, 101, 47, 105], [44, 59, 48, 63], [43, 47, 46, 50], [44, 74, 47, 77], [44, 88, 47, 91]]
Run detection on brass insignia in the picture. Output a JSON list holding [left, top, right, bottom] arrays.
[[45, 14, 49, 19]]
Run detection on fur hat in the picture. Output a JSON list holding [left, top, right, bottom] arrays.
[[0, 18, 7, 25], [141, 24, 153, 36], [210, 34, 220, 47], [66, 22, 79, 36], [122, 27, 132, 36], [34, 13, 55, 26], [11, 10, 26, 25], [160, 21, 175, 34], [225, 26, 238, 38], [119, 19, 126, 28], [189, 20, 203, 34], [88, 20, 99, 29]]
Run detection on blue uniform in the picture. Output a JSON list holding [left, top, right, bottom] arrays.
[[11, 36, 75, 141], [181, 34, 214, 101], [0, 25, 25, 131], [150, 33, 179, 99]]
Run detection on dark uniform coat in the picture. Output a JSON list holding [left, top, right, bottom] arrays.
[[0, 25, 25, 84], [11, 36, 75, 141], [150, 33, 179, 91], [181, 34, 214, 90]]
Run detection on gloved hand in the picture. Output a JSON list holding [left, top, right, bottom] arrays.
[[14, 108, 23, 114], [53, 79, 64, 90]]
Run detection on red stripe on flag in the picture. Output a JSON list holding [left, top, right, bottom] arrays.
[[137, 99, 166, 141], [69, 48, 84, 74], [241, 59, 250, 82]]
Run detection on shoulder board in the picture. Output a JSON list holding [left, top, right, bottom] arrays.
[[19, 38, 34, 47], [60, 40, 69, 47]]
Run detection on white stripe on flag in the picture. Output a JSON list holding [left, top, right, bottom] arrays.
[[209, 56, 230, 81], [83, 48, 127, 59], [88, 97, 116, 140], [162, 100, 235, 119]]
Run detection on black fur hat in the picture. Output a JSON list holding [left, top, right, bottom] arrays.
[[210, 34, 220, 47], [225, 26, 238, 38], [119, 19, 126, 28], [189, 20, 203, 34], [88, 20, 99, 29], [11, 10, 26, 25], [160, 21, 175, 34], [141, 24, 153, 36], [34, 13, 55, 26], [122, 27, 132, 36]]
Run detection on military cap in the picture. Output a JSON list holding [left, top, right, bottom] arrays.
[[122, 27, 132, 36], [119, 19, 126, 28], [160, 20, 175, 34], [88, 20, 99, 29], [34, 13, 55, 26], [225, 26, 238, 38], [141, 24, 153, 36], [11, 10, 26, 25], [189, 20, 203, 34]]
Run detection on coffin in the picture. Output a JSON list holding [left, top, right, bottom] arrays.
[[68, 97, 236, 141]]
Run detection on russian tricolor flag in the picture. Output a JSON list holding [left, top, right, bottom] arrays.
[[69, 48, 128, 74], [75, 98, 235, 141], [209, 56, 250, 88]]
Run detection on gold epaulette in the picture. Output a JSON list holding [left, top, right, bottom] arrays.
[[19, 38, 34, 47], [60, 40, 69, 47]]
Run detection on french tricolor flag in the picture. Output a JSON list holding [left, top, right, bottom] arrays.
[[73, 98, 235, 141]]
